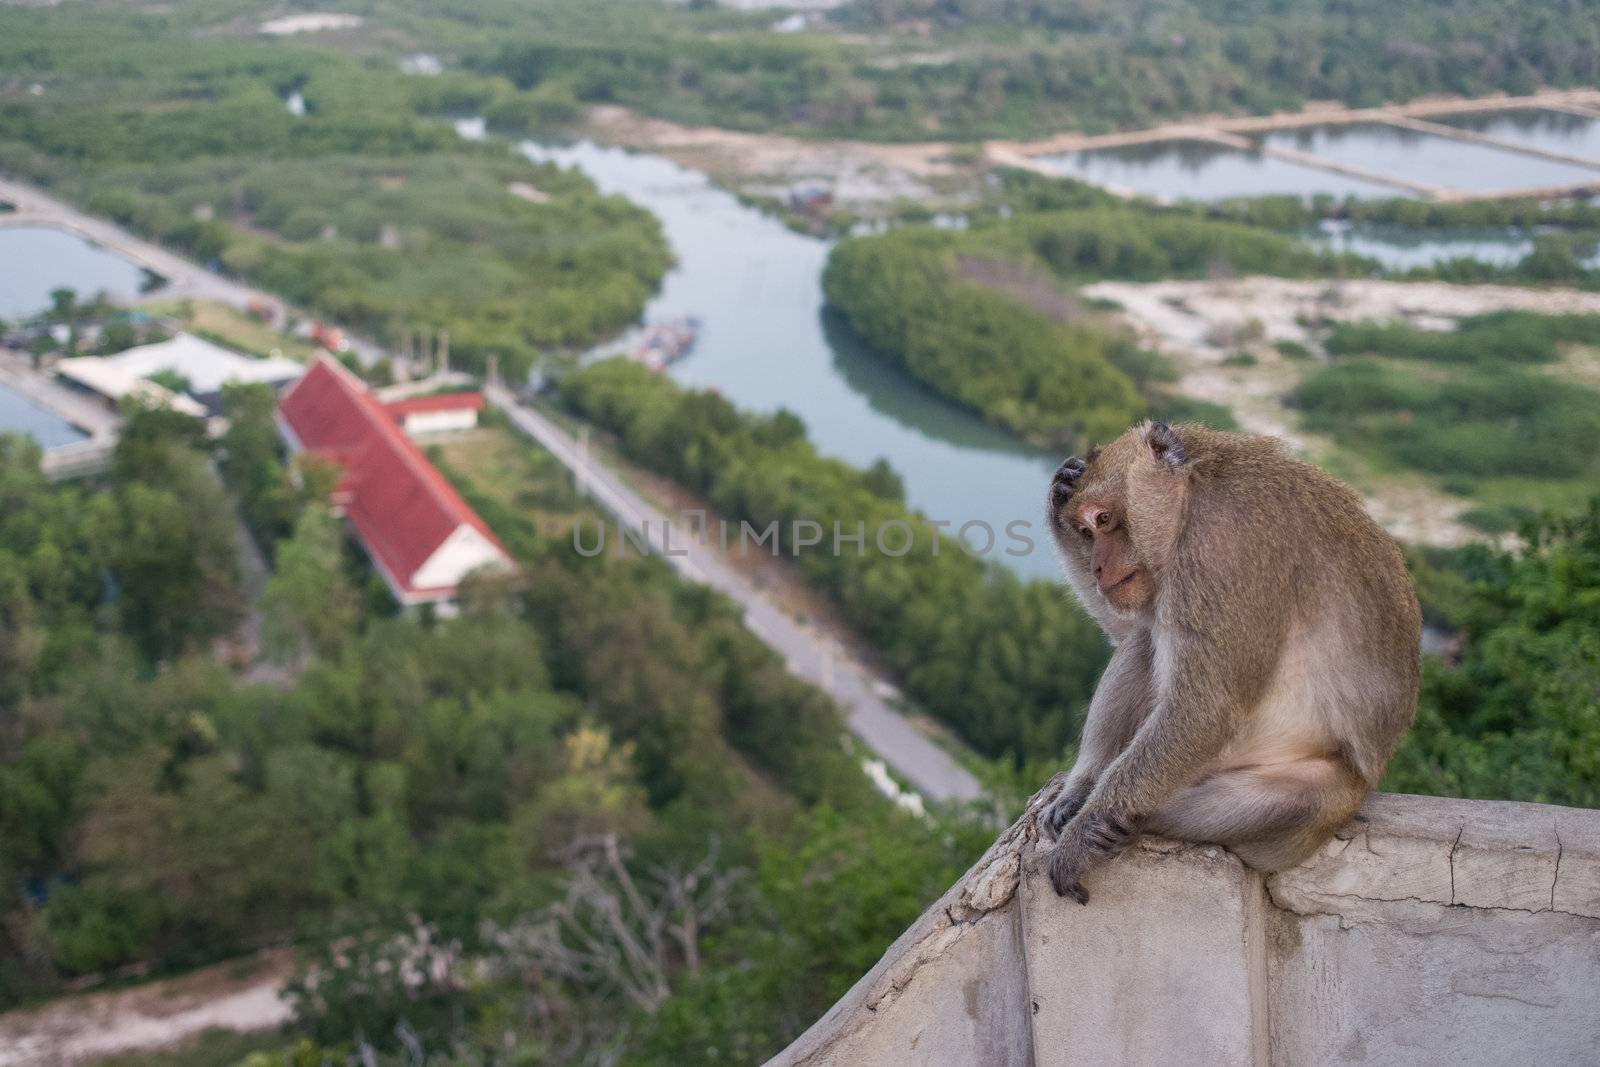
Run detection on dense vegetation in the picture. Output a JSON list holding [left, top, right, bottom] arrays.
[[0, 402, 994, 1063], [478, 0, 1600, 140], [561, 358, 1110, 763], [7, 0, 1590, 152], [823, 0, 1600, 138], [0, 6, 669, 378], [1388, 505, 1600, 807], [823, 229, 1146, 446], [1292, 312, 1600, 530]]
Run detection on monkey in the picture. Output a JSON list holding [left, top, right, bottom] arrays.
[[1037, 421, 1420, 903]]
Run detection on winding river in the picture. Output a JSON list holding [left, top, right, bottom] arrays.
[[521, 140, 1068, 579]]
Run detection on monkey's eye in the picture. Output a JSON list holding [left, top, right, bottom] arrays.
[[1077, 525, 1094, 540]]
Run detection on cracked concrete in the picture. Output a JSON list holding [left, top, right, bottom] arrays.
[[767, 792, 1600, 1066]]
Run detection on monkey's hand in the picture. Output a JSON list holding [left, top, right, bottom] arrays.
[[1046, 811, 1138, 905], [1037, 776, 1092, 841]]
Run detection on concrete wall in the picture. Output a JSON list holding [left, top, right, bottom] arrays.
[[768, 793, 1600, 1067]]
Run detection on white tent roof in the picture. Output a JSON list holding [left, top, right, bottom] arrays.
[[57, 333, 303, 398]]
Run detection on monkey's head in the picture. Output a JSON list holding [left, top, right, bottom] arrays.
[[1049, 421, 1191, 617]]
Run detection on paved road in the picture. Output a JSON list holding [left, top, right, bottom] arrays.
[[488, 385, 985, 805], [0, 177, 386, 366]]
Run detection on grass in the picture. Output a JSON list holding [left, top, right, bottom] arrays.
[[427, 419, 584, 543], [145, 300, 323, 363]]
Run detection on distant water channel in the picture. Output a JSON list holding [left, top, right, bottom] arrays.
[[0, 225, 155, 318], [519, 140, 1068, 579]]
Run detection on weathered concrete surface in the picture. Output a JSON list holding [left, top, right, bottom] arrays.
[[768, 819, 1033, 1067], [767, 793, 1600, 1067], [1021, 837, 1268, 1067]]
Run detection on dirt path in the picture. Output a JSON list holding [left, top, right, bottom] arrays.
[[1084, 276, 1600, 547], [0, 952, 293, 1066]]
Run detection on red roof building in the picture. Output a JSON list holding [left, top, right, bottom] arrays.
[[276, 356, 512, 610], [381, 391, 485, 437]]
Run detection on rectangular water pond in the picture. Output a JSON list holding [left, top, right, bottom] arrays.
[[0, 383, 87, 449], [1259, 123, 1600, 194], [1032, 139, 1408, 202], [0, 225, 157, 318], [1431, 108, 1600, 164]]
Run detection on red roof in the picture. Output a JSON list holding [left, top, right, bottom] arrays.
[[382, 392, 485, 418], [276, 357, 508, 601]]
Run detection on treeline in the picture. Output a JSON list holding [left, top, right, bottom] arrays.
[[822, 207, 1343, 445], [0, 398, 990, 1063], [0, 8, 669, 379], [562, 357, 1110, 763], [827, 0, 1600, 137]]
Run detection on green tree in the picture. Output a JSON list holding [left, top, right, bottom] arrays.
[[261, 505, 361, 666]]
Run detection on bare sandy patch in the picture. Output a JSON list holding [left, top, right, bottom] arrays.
[[582, 105, 976, 210], [0, 951, 293, 1067], [1083, 276, 1600, 546]]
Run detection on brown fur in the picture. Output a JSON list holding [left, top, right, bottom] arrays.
[[1039, 422, 1420, 902]]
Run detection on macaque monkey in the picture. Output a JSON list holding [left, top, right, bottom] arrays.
[[1040, 421, 1419, 903]]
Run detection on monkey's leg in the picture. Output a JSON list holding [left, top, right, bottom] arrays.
[[1039, 630, 1156, 839], [1143, 756, 1368, 871]]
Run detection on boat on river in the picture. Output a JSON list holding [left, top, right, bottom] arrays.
[[630, 316, 700, 372]]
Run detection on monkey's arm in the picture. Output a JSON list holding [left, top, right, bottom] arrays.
[[1047, 627, 1275, 901], [1039, 629, 1156, 839], [1085, 640, 1258, 820]]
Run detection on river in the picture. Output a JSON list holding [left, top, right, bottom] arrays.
[[520, 140, 1068, 579]]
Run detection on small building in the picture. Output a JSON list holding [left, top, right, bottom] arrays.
[[56, 332, 303, 417], [276, 356, 512, 612], [381, 391, 484, 437]]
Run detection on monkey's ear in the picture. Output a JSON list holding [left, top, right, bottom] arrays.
[[1145, 422, 1187, 468]]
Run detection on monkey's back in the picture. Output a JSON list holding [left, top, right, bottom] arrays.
[[1184, 429, 1422, 783]]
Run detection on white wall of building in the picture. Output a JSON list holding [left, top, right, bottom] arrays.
[[402, 408, 477, 436], [409, 523, 510, 593]]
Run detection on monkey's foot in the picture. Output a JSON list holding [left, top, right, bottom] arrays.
[[1048, 455, 1087, 521], [1046, 811, 1138, 904]]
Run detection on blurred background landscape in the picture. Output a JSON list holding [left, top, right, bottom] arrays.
[[1, 1, 1599, 1063]]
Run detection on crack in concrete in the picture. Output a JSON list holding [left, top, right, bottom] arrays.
[[1550, 821, 1563, 914], [1448, 826, 1463, 905], [1268, 883, 1594, 922]]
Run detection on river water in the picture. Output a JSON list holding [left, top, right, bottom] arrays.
[[520, 140, 1068, 579]]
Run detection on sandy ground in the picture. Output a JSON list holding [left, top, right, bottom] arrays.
[[1084, 276, 1600, 546], [583, 105, 977, 210], [0, 952, 293, 1067]]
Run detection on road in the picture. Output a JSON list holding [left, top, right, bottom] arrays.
[[0, 177, 385, 366], [488, 385, 985, 805]]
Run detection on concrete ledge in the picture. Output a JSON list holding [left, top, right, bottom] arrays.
[[768, 793, 1600, 1066]]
